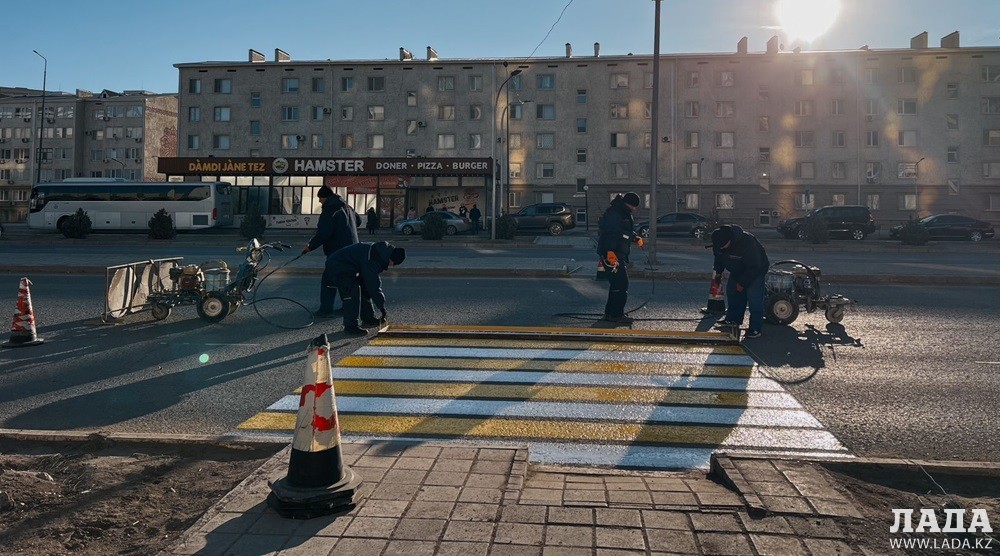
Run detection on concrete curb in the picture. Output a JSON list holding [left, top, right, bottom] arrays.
[[0, 428, 289, 449], [711, 451, 1000, 478]]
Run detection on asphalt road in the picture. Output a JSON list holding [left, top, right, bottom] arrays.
[[1, 274, 997, 463]]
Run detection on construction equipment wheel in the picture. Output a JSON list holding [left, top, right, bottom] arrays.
[[197, 292, 231, 323], [151, 303, 171, 321], [825, 305, 845, 324], [765, 294, 799, 325]]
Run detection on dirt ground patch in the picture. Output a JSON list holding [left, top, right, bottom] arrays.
[[0, 435, 281, 556]]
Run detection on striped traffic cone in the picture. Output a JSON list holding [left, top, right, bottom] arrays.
[[267, 334, 361, 519], [2, 277, 44, 348], [700, 275, 726, 315], [595, 258, 609, 281]]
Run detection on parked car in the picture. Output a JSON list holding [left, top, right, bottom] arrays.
[[777, 205, 878, 240], [889, 214, 995, 242], [510, 203, 576, 236], [394, 211, 470, 235], [634, 212, 709, 239]]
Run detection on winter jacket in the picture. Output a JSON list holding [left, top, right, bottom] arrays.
[[307, 195, 361, 256], [597, 195, 637, 263], [712, 225, 770, 287], [324, 241, 395, 313]]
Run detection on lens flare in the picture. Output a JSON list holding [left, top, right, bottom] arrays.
[[199, 353, 210, 364], [775, 0, 841, 43]]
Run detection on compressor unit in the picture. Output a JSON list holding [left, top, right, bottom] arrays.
[[763, 260, 852, 325]]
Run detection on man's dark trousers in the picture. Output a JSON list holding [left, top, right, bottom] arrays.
[[334, 273, 377, 328], [604, 265, 629, 318]]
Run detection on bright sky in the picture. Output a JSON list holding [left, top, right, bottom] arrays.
[[6, 0, 999, 95]]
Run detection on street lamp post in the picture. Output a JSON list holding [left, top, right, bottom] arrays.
[[33, 50, 47, 187], [698, 157, 705, 211], [491, 68, 521, 240], [583, 185, 590, 232], [914, 157, 925, 216]]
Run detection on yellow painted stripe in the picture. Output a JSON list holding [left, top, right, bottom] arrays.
[[239, 412, 739, 446], [383, 324, 732, 340], [325, 380, 751, 407], [333, 355, 753, 378], [370, 336, 746, 355]]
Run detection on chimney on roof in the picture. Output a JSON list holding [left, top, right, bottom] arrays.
[[766, 35, 780, 54], [860, 45, 869, 50], [249, 49, 265, 63], [737, 36, 748, 54], [594, 42, 601, 57], [275, 48, 290, 62], [941, 31, 960, 48], [400, 47, 413, 61], [566, 43, 572, 58], [910, 31, 928, 49], [427, 46, 438, 61]]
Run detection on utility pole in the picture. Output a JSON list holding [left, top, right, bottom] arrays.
[[647, 0, 662, 264], [33, 50, 47, 186]]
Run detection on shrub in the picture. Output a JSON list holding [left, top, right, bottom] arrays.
[[148, 208, 176, 239], [61, 208, 92, 239], [802, 214, 830, 244], [496, 214, 518, 240], [240, 204, 267, 239], [898, 218, 930, 246], [421, 212, 447, 240]]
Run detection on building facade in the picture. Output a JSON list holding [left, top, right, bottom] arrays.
[[0, 88, 177, 223]]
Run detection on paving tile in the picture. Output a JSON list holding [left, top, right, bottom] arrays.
[[759, 495, 815, 515], [370, 482, 420, 501], [440, 447, 479, 460], [605, 481, 649, 491], [391, 518, 447, 541], [343, 516, 398, 538], [521, 488, 565, 504], [357, 499, 409, 518], [596, 549, 647, 556], [248, 512, 297, 535], [292, 515, 352, 538], [197, 511, 253, 534], [738, 513, 794, 535], [596, 508, 642, 528], [393, 457, 436, 470], [355, 455, 398, 468], [489, 543, 542, 556], [340, 442, 368, 455], [607, 490, 653, 506], [405, 501, 455, 520], [697, 532, 754, 555], [472, 460, 513, 474], [478, 448, 516, 462], [802, 538, 855, 555], [365, 441, 413, 457], [651, 491, 698, 506], [402, 445, 443, 459], [694, 491, 745, 507], [381, 468, 430, 485], [750, 533, 809, 556], [808, 497, 864, 519], [452, 502, 500, 522], [543, 547, 595, 556], [170, 532, 238, 555], [352, 466, 389, 482], [436, 541, 490, 556], [566, 475, 604, 483], [642, 510, 691, 531], [434, 458, 476, 473], [595, 527, 646, 550], [563, 489, 608, 505], [383, 540, 437, 556], [467, 473, 512, 489], [493, 522, 546, 545], [790, 480, 843, 499], [786, 516, 845, 540], [547, 507, 595, 525], [690, 512, 744, 533], [546, 524, 595, 547], [646, 528, 699, 554], [331, 537, 388, 556], [415, 485, 463, 503], [501, 504, 548, 524], [425, 470, 469, 486], [604, 476, 645, 484], [748, 480, 800, 497], [525, 480, 566, 490], [225, 533, 288, 555], [460, 487, 504, 504], [568, 481, 609, 490], [443, 520, 497, 542], [278, 534, 338, 555], [644, 478, 692, 492]]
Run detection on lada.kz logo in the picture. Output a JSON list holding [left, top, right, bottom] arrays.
[[272, 158, 289, 174]]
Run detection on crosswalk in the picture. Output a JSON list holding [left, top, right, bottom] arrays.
[[239, 325, 850, 469]]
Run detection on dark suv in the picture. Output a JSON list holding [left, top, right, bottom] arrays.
[[510, 203, 576, 236], [778, 205, 878, 240]]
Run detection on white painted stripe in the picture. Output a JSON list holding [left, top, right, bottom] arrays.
[[328, 368, 785, 392], [266, 395, 822, 428], [355, 346, 755, 366]]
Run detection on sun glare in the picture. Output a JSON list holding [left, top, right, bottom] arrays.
[[775, 0, 841, 43]]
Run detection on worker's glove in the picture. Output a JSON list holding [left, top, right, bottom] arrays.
[[604, 251, 619, 267], [735, 283, 745, 293], [301, 246, 310, 255], [634, 237, 645, 249]]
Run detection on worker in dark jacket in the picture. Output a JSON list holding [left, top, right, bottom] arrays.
[[302, 186, 361, 317], [323, 241, 406, 336], [597, 192, 643, 323], [711, 224, 769, 339]]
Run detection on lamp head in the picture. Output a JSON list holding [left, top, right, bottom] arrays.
[[511, 69, 522, 76]]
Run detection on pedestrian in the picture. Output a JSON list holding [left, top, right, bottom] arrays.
[[459, 205, 468, 218], [469, 204, 482, 235], [711, 224, 770, 339], [407, 207, 417, 219], [597, 192, 643, 324], [322, 241, 406, 336], [366, 207, 379, 235], [301, 185, 361, 317], [425, 202, 434, 214]]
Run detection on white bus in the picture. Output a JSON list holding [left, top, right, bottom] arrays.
[[28, 178, 234, 231]]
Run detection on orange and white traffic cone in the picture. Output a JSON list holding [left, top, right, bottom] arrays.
[[2, 277, 44, 348], [596, 258, 609, 281], [700, 275, 726, 315], [267, 334, 361, 519]]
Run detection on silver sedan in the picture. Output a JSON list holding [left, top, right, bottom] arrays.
[[394, 211, 471, 235]]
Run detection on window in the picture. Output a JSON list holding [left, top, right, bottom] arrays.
[[188, 134, 200, 148], [282, 78, 299, 93], [758, 85, 769, 100], [509, 191, 521, 207], [212, 134, 231, 149], [577, 148, 587, 163], [716, 162, 735, 179], [685, 193, 699, 210], [898, 67, 916, 83], [437, 134, 455, 149], [469, 105, 482, 120], [214, 79, 232, 94], [368, 105, 385, 121], [865, 162, 882, 181], [188, 79, 201, 94], [247, 121, 261, 136], [688, 71, 699, 87], [685, 162, 700, 178], [577, 89, 587, 104], [831, 161, 847, 179], [611, 103, 629, 119], [899, 194, 917, 211], [831, 99, 844, 115], [368, 134, 384, 149], [537, 74, 555, 89], [311, 134, 324, 149], [576, 118, 587, 133], [536, 163, 555, 178], [188, 107, 200, 122], [795, 193, 815, 210], [576, 178, 587, 193], [832, 130, 846, 147], [758, 116, 769, 132], [898, 162, 919, 178], [340, 134, 353, 149], [644, 102, 652, 119], [897, 99, 917, 115], [469, 75, 483, 91], [510, 104, 523, 120], [796, 162, 815, 179], [509, 163, 521, 178], [469, 134, 482, 149], [984, 129, 1000, 146], [867, 194, 880, 210], [611, 73, 629, 89], [536, 104, 555, 120], [281, 106, 299, 121], [796, 69, 814, 85], [312, 77, 325, 93], [982, 97, 1000, 115], [537, 133, 555, 149], [437, 76, 455, 91], [685, 102, 699, 118], [643, 133, 652, 149], [947, 83, 959, 99], [898, 130, 918, 147], [984, 162, 1000, 177], [406, 120, 418, 135], [715, 193, 735, 209], [406, 91, 417, 107], [947, 146, 959, 163], [715, 131, 734, 148], [312, 106, 325, 121], [367, 76, 385, 91], [718, 71, 735, 87], [795, 131, 814, 147], [510, 74, 523, 91], [214, 107, 231, 122], [831, 67, 845, 85], [715, 101, 735, 118], [611, 163, 628, 179], [644, 72, 654, 89], [438, 105, 455, 120], [341, 106, 354, 120], [250, 92, 261, 108], [686, 131, 700, 148], [341, 76, 354, 91], [759, 147, 770, 163], [982, 65, 1000, 82], [509, 134, 521, 148], [865, 131, 879, 147], [610, 132, 628, 148], [280, 135, 300, 149], [863, 67, 878, 84], [794, 100, 813, 116]]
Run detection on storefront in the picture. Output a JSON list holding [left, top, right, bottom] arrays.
[[157, 156, 492, 229]]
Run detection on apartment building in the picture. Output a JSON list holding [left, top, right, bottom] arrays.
[[170, 33, 1000, 229], [0, 88, 177, 223]]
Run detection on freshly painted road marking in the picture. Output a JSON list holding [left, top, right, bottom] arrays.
[[336, 355, 753, 377], [353, 345, 755, 366]]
